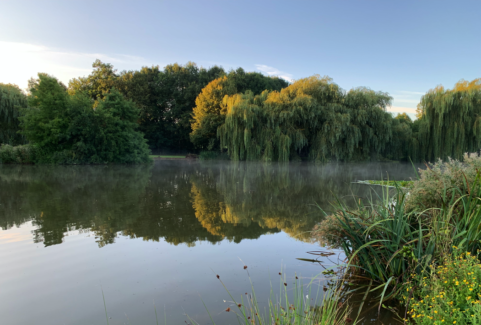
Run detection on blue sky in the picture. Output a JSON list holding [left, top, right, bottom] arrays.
[[1, 0, 480, 118]]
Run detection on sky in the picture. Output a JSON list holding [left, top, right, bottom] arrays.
[[1, 0, 480, 119]]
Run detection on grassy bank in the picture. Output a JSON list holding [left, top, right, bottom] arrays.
[[149, 155, 186, 159], [313, 154, 481, 324]]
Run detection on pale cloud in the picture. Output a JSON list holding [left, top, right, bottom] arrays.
[[0, 41, 150, 91], [387, 106, 417, 114], [255, 64, 293, 82]]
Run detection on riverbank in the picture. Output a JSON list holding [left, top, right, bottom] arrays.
[[312, 153, 481, 324]]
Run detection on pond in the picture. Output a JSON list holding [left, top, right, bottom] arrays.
[[0, 161, 417, 325]]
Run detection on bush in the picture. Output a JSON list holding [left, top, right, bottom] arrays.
[[401, 249, 481, 324], [406, 153, 481, 212], [0, 144, 37, 164]]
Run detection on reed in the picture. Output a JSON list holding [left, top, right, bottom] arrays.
[[315, 169, 481, 308], [187, 267, 353, 325]]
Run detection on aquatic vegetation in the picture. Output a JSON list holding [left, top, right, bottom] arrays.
[[314, 168, 481, 297], [360, 179, 413, 188], [187, 267, 353, 325]]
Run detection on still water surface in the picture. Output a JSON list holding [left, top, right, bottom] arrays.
[[0, 161, 416, 324]]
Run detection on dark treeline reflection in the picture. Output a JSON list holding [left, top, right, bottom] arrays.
[[0, 161, 416, 247]]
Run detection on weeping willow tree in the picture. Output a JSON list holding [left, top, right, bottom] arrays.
[[218, 76, 394, 162], [417, 78, 481, 161], [190, 69, 289, 150], [0, 83, 27, 145]]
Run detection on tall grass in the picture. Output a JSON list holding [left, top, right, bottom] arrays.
[[314, 162, 481, 307], [187, 268, 353, 325]]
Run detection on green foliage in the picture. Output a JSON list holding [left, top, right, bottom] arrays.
[[21, 73, 150, 164], [219, 76, 394, 162], [0, 144, 37, 164], [416, 79, 481, 161], [191, 69, 289, 150], [69, 60, 226, 151], [314, 159, 481, 309], [383, 113, 418, 161], [0, 83, 28, 145], [68, 59, 118, 102], [402, 249, 481, 324]]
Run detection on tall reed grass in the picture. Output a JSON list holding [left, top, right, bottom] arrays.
[[187, 267, 354, 325], [314, 158, 481, 310]]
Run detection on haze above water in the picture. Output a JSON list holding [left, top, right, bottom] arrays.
[[0, 161, 417, 325]]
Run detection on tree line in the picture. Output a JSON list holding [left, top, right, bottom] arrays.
[[1, 59, 480, 163]]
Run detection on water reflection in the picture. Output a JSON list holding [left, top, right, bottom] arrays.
[[0, 161, 415, 248]]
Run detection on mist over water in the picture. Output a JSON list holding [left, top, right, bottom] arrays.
[[0, 161, 418, 324]]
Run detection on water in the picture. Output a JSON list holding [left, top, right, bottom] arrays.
[[0, 161, 417, 325]]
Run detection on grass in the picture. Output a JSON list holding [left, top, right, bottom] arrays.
[[149, 155, 186, 159], [186, 267, 353, 325], [314, 165, 481, 323]]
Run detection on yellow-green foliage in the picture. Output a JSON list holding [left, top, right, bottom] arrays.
[[219, 76, 394, 162], [190, 70, 288, 150], [402, 249, 481, 325], [417, 78, 481, 161]]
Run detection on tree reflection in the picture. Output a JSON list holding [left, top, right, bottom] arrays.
[[0, 161, 414, 247]]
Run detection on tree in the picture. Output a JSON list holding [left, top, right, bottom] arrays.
[[68, 59, 118, 104], [382, 113, 418, 161], [190, 69, 289, 150], [21, 73, 150, 164], [127, 62, 224, 151], [218, 75, 394, 162], [0, 83, 28, 145], [70, 61, 225, 151], [21, 73, 71, 155], [416, 78, 481, 161]]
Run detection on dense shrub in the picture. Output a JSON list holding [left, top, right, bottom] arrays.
[[401, 249, 481, 324], [405, 153, 481, 212], [0, 144, 37, 164]]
